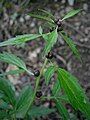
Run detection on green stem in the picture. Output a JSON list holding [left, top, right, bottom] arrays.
[[25, 58, 48, 117]]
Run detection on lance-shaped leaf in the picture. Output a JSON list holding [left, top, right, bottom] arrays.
[[28, 106, 55, 118], [0, 52, 33, 75], [55, 99, 70, 120], [0, 34, 41, 47], [60, 32, 81, 61], [43, 28, 58, 55], [57, 68, 90, 119], [44, 66, 55, 85], [38, 9, 55, 20], [62, 9, 81, 21], [15, 85, 34, 117], [52, 79, 61, 96], [0, 77, 16, 106], [0, 69, 25, 77], [52, 80, 69, 102], [29, 9, 54, 23]]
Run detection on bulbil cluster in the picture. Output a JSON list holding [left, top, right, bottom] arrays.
[[46, 52, 53, 59], [50, 18, 63, 32], [55, 19, 63, 32], [36, 91, 42, 98], [34, 69, 40, 77]]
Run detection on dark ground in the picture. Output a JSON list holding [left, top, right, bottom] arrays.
[[0, 0, 90, 119]]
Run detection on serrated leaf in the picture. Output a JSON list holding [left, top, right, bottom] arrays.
[[62, 9, 81, 21], [44, 66, 55, 85], [28, 106, 55, 118], [38, 9, 55, 20], [0, 34, 41, 47], [16, 84, 34, 117], [0, 52, 33, 75], [29, 9, 54, 23], [57, 68, 90, 119], [43, 28, 58, 55], [0, 69, 25, 77], [60, 32, 81, 61], [43, 22, 56, 30], [0, 77, 16, 106], [52, 79, 61, 96], [52, 80, 69, 102], [0, 52, 26, 69], [55, 99, 70, 120]]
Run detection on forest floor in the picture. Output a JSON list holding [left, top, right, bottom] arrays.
[[0, 1, 90, 119]]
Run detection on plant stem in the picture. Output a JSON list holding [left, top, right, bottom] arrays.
[[25, 58, 48, 117], [34, 58, 48, 93]]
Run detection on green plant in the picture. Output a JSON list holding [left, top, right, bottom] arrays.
[[0, 9, 90, 120]]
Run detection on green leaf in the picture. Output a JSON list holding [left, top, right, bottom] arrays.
[[52, 79, 61, 96], [0, 52, 33, 75], [0, 34, 41, 47], [39, 26, 43, 35], [62, 9, 81, 21], [60, 32, 81, 61], [38, 9, 55, 20], [52, 80, 69, 102], [16, 84, 34, 117], [0, 111, 9, 119], [28, 106, 55, 118], [0, 100, 10, 110], [0, 69, 25, 77], [43, 28, 58, 55], [44, 66, 55, 85], [0, 92, 4, 99], [57, 68, 90, 119], [55, 99, 70, 120], [29, 9, 54, 23], [0, 77, 16, 106]]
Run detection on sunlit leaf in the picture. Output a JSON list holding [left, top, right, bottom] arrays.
[[57, 68, 90, 119], [0, 77, 16, 106], [16, 84, 34, 117], [44, 66, 55, 85], [0, 52, 26, 69], [60, 32, 81, 61], [43, 28, 58, 55], [0, 52, 33, 75], [28, 106, 55, 118], [62, 9, 81, 21], [0, 34, 41, 47], [39, 26, 43, 35]]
